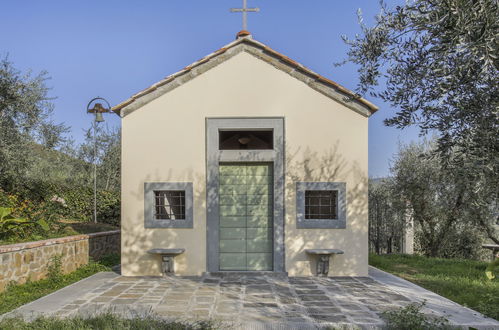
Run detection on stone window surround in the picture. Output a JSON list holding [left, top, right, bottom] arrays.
[[296, 182, 346, 229], [144, 182, 193, 228], [206, 117, 285, 273]]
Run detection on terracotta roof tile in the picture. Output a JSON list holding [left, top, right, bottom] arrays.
[[112, 35, 378, 115]]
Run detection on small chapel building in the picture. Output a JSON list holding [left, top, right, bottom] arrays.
[[113, 31, 378, 277]]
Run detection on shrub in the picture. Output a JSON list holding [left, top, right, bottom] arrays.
[[0, 207, 49, 241], [46, 255, 63, 282], [382, 302, 451, 330], [0, 185, 120, 229], [0, 184, 120, 243], [485, 258, 499, 280], [57, 186, 120, 226], [0, 189, 17, 208], [414, 224, 486, 260]]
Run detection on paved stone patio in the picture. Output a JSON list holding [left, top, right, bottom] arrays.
[[6, 268, 499, 329], [59, 275, 396, 327]]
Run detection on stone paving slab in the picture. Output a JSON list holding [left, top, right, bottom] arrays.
[[3, 268, 499, 329]]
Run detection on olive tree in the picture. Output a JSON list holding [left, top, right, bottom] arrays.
[[342, 0, 498, 244], [0, 57, 70, 193], [77, 125, 121, 191], [369, 178, 406, 254], [391, 141, 486, 257]]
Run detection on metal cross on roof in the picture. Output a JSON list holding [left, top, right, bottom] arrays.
[[230, 0, 260, 31]]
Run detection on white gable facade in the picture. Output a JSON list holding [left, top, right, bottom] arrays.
[[116, 34, 377, 277]]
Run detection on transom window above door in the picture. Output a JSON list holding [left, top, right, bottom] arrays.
[[219, 130, 273, 150]]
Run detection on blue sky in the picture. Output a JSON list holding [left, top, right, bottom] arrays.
[[0, 0, 420, 177]]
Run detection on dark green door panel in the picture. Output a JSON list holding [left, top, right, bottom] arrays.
[[219, 163, 273, 271]]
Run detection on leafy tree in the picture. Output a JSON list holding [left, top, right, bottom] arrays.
[[369, 178, 406, 254], [0, 57, 70, 193], [342, 0, 498, 243], [38, 120, 70, 150], [77, 124, 121, 191], [391, 141, 486, 257], [0, 57, 121, 231], [24, 143, 90, 198]]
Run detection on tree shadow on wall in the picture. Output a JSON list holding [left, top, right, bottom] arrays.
[[121, 138, 368, 277], [285, 142, 368, 276], [123, 169, 206, 276]]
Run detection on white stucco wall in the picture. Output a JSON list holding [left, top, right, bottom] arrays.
[[121, 51, 369, 277]]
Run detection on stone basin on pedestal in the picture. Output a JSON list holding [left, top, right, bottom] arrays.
[[305, 249, 344, 277], [147, 248, 185, 275]]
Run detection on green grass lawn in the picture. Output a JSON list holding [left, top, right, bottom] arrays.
[[0, 254, 120, 315], [0, 314, 218, 330], [369, 253, 499, 320], [0, 313, 218, 330]]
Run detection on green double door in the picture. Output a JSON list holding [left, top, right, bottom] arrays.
[[219, 163, 273, 271]]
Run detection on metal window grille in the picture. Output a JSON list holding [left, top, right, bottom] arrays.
[[305, 190, 338, 220], [154, 191, 185, 220]]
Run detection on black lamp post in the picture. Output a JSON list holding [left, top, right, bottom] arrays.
[[86, 97, 111, 223]]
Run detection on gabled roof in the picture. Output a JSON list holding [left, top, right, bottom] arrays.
[[112, 31, 378, 117]]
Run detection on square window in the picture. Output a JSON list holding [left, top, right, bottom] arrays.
[[144, 182, 193, 228], [154, 191, 185, 220], [296, 182, 346, 229], [305, 190, 338, 220]]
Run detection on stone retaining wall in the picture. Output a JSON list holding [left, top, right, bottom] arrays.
[[0, 230, 120, 291]]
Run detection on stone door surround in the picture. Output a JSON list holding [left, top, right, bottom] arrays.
[[206, 117, 285, 273]]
